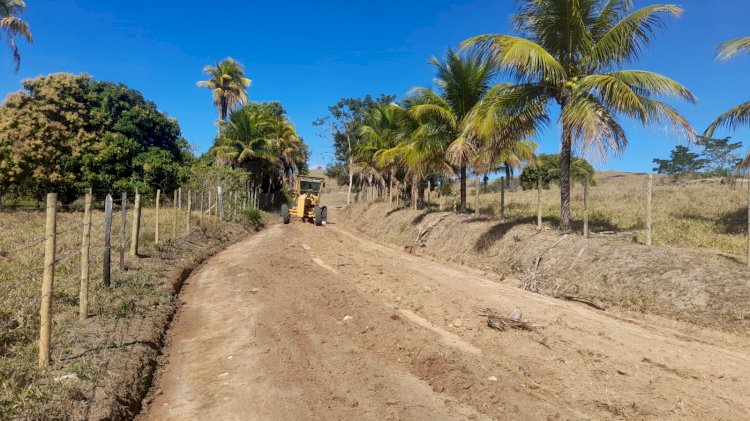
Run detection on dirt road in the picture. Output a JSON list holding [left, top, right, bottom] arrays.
[[140, 216, 750, 420]]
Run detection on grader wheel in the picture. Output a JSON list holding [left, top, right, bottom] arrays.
[[281, 204, 290, 224], [314, 206, 323, 226]]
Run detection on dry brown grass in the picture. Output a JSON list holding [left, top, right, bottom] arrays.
[[0, 200, 245, 418], [456, 172, 749, 257]]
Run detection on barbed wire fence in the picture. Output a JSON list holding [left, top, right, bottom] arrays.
[[361, 174, 750, 268], [0, 184, 260, 375]]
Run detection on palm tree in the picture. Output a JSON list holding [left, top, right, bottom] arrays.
[[213, 106, 275, 169], [0, 0, 32, 72], [473, 140, 538, 188], [197, 58, 251, 132], [705, 37, 750, 169], [267, 115, 305, 185], [214, 105, 305, 192], [359, 103, 415, 202], [464, 0, 696, 230], [404, 49, 498, 212]]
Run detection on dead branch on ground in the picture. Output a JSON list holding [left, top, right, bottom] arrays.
[[474, 306, 538, 332]]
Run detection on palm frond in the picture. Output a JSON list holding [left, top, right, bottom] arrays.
[[462, 34, 566, 84], [716, 37, 750, 61], [0, 4, 32, 72], [586, 4, 682, 70], [577, 71, 696, 126], [563, 93, 628, 161], [704, 100, 750, 138]]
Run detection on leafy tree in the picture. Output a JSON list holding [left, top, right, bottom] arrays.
[[705, 37, 750, 170], [358, 103, 416, 202], [314, 94, 395, 204], [324, 162, 349, 186], [700, 136, 742, 176], [212, 103, 307, 191], [464, 0, 696, 230], [652, 145, 707, 179], [0, 0, 32, 72], [0, 73, 189, 202], [520, 154, 596, 190], [404, 49, 498, 212], [197, 58, 251, 129]]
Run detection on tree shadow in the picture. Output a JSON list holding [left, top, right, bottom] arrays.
[[677, 206, 748, 235], [385, 207, 406, 217], [411, 209, 443, 225], [473, 217, 536, 252]]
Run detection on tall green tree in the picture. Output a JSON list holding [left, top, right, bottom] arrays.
[[0, 73, 188, 201], [464, 0, 696, 230], [705, 37, 750, 170], [359, 103, 417, 202], [213, 103, 306, 190], [520, 153, 596, 190], [700, 136, 743, 176], [197, 58, 251, 130], [652, 145, 707, 180], [0, 0, 32, 72], [405, 49, 498, 212], [314, 94, 395, 204]]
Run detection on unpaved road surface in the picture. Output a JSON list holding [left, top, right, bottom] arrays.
[[141, 217, 750, 420]]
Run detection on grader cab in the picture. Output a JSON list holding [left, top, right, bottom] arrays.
[[281, 176, 328, 226]]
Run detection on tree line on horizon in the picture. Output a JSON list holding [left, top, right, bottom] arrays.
[[319, 0, 750, 231]]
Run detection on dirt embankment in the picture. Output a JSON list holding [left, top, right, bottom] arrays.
[[340, 203, 750, 333]]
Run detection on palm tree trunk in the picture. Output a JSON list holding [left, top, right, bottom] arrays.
[[389, 168, 394, 204], [560, 125, 573, 231], [460, 163, 467, 213], [347, 156, 353, 205], [412, 177, 418, 210], [505, 165, 512, 188]]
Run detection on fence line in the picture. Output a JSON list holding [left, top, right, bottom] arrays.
[[1, 184, 257, 373], [360, 174, 750, 266]]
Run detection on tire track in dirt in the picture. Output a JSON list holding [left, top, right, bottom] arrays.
[[140, 219, 750, 420]]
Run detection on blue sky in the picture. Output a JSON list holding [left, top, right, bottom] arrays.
[[1, 0, 749, 172]]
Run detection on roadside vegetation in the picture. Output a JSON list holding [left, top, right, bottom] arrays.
[[322, 0, 748, 237]]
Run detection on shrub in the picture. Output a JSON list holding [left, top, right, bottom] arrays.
[[242, 208, 265, 230]]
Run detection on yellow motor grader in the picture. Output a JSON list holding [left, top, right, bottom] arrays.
[[281, 176, 328, 226]]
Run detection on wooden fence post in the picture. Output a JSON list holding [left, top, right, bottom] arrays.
[[38, 193, 57, 368], [646, 174, 653, 246], [427, 180, 431, 206], [130, 190, 141, 257], [103, 194, 113, 288], [155, 189, 161, 244], [583, 174, 590, 238], [500, 177, 505, 220], [218, 186, 224, 222], [119, 192, 127, 270], [186, 190, 192, 234], [199, 191, 204, 227], [79, 191, 92, 321], [234, 191, 239, 219], [207, 189, 213, 221], [178, 187, 182, 210], [172, 190, 178, 239], [536, 177, 542, 231]]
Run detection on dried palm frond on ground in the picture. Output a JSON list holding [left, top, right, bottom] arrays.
[[474, 306, 538, 332]]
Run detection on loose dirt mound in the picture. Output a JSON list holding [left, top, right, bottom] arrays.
[[341, 203, 750, 332]]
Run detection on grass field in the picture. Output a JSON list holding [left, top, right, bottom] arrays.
[[0, 202, 241, 418], [452, 172, 749, 257]]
